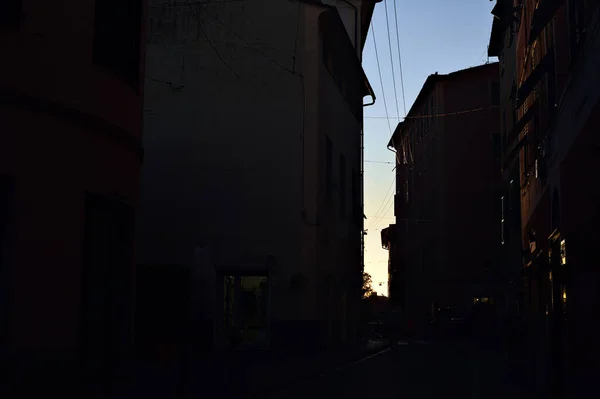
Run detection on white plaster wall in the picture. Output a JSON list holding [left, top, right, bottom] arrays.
[[139, 1, 367, 328], [323, 0, 363, 58], [139, 0, 310, 319]]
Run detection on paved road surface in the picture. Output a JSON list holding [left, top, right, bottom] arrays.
[[270, 340, 526, 399]]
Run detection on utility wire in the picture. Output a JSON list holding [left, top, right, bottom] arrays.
[[367, 215, 395, 220], [366, 177, 395, 230], [365, 105, 497, 120], [384, 0, 401, 121], [369, 190, 395, 230], [370, 23, 393, 135], [365, 160, 394, 164], [392, 0, 407, 116], [197, 19, 240, 79], [201, 6, 298, 76], [366, 21, 399, 229]]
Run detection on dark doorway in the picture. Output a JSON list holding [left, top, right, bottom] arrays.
[[219, 273, 269, 349], [80, 192, 134, 384]]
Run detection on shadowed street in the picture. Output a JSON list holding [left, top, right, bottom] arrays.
[[271, 340, 528, 399]]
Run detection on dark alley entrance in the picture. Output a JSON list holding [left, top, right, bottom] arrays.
[[216, 272, 270, 350]]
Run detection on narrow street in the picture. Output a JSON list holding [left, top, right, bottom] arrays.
[[270, 341, 526, 399]]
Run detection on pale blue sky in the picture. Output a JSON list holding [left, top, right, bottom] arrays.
[[362, 0, 498, 295]]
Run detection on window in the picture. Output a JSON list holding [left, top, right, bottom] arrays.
[[81, 192, 134, 375], [492, 133, 501, 158], [430, 95, 436, 121], [325, 136, 333, 205], [352, 169, 360, 226], [501, 196, 505, 245], [512, 105, 517, 127], [0, 177, 15, 349], [0, 0, 21, 31], [502, 111, 507, 151], [491, 82, 500, 106], [93, 0, 143, 90], [569, 0, 587, 60], [339, 154, 346, 217]]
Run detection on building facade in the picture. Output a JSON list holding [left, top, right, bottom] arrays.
[[380, 223, 399, 303], [489, 0, 600, 396], [488, 0, 524, 320], [0, 0, 146, 394], [387, 63, 501, 335], [139, 0, 379, 352]]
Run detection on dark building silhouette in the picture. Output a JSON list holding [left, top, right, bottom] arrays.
[[488, 0, 600, 396], [138, 0, 380, 353], [387, 63, 501, 336], [0, 0, 146, 394], [381, 224, 400, 306]]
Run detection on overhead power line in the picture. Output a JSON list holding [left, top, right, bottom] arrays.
[[370, 23, 393, 135], [366, 177, 395, 230], [197, 19, 240, 79], [384, 0, 401, 121], [365, 160, 394, 164], [365, 105, 497, 120], [392, 0, 407, 116], [200, 6, 298, 76]]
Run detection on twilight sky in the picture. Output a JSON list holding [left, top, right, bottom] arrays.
[[362, 0, 498, 295]]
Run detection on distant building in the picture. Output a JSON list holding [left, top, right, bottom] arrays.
[[380, 224, 400, 305], [387, 63, 501, 335], [139, 0, 380, 351], [0, 0, 146, 394], [488, 0, 600, 396]]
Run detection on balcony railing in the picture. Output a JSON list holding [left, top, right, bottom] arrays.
[[516, 49, 554, 108], [507, 99, 537, 146], [529, 0, 564, 45], [502, 133, 529, 171]]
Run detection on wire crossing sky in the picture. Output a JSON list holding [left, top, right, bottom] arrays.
[[362, 0, 497, 295]]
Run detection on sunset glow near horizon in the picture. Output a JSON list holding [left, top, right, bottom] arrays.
[[362, 0, 497, 296]]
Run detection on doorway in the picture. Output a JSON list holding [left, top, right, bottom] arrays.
[[218, 273, 269, 349]]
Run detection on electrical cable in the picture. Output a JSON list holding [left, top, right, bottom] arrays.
[[200, 5, 299, 76], [392, 0, 407, 116], [384, 0, 401, 121], [370, 23, 394, 136], [365, 177, 395, 230], [197, 18, 240, 79], [365, 105, 497, 120]]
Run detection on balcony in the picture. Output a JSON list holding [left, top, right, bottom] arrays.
[[507, 100, 537, 146], [503, 133, 529, 172], [529, 0, 564, 45], [381, 225, 396, 250], [516, 49, 555, 108]]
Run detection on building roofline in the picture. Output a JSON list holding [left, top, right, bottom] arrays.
[[298, 1, 382, 50], [316, 5, 377, 103], [360, 1, 383, 50], [389, 62, 499, 148]]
